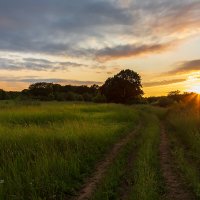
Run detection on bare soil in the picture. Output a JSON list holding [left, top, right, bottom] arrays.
[[74, 124, 141, 200], [159, 125, 195, 200]]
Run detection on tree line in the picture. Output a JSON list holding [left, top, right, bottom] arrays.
[[0, 69, 196, 105], [0, 69, 144, 103]]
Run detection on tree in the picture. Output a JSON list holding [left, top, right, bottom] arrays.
[[28, 82, 54, 100], [100, 69, 143, 103], [0, 89, 6, 100], [168, 90, 181, 102]]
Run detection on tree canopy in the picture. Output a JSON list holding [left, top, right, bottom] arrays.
[[100, 69, 144, 103]]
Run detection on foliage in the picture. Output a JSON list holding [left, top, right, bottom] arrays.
[[22, 83, 99, 101], [0, 89, 6, 100], [157, 97, 175, 107], [100, 69, 144, 103], [93, 93, 106, 103], [167, 90, 181, 102]]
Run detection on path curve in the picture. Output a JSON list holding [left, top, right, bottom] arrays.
[[159, 125, 195, 200], [74, 124, 141, 200]]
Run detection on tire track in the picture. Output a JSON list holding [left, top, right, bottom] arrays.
[[74, 124, 141, 200], [160, 125, 195, 200], [118, 132, 140, 200]]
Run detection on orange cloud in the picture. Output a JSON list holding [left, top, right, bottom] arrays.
[[167, 59, 200, 75], [143, 78, 186, 87], [151, 2, 200, 37], [95, 41, 178, 62]]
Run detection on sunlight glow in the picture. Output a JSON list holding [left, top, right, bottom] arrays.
[[186, 72, 200, 94], [189, 85, 200, 94]]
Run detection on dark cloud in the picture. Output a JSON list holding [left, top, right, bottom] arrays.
[[168, 59, 200, 74], [20, 78, 102, 85], [95, 41, 177, 61], [0, 0, 199, 59], [0, 76, 102, 86], [0, 0, 133, 55], [143, 78, 186, 87], [0, 57, 87, 71]]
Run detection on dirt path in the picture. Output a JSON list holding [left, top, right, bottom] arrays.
[[159, 125, 195, 200], [74, 124, 141, 200]]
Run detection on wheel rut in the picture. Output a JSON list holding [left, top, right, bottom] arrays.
[[159, 125, 195, 200], [118, 131, 140, 200], [74, 124, 141, 200]]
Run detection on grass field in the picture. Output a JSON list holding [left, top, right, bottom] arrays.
[[0, 101, 199, 199], [0, 101, 140, 199]]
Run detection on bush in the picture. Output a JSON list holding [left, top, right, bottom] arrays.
[[82, 93, 93, 101], [93, 94, 106, 103], [157, 97, 174, 107]]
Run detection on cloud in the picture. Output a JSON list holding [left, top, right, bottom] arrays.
[[95, 41, 177, 61], [0, 0, 199, 58], [0, 0, 133, 55], [20, 78, 102, 85], [143, 78, 186, 87], [149, 1, 200, 37], [0, 57, 87, 71], [168, 59, 200, 74], [0, 76, 102, 86]]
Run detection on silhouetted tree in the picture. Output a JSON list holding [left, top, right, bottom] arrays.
[[28, 82, 54, 100], [168, 90, 181, 102], [0, 89, 6, 100], [100, 69, 143, 103]]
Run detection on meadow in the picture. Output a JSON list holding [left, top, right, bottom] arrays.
[[0, 100, 200, 200], [0, 101, 140, 199]]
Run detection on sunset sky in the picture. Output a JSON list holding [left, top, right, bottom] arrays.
[[0, 0, 200, 96]]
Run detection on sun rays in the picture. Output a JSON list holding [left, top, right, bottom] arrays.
[[185, 72, 200, 94]]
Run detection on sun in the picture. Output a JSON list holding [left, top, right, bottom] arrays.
[[186, 73, 200, 94], [189, 85, 200, 94]]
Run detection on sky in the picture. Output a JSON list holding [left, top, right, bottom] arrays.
[[0, 0, 200, 96]]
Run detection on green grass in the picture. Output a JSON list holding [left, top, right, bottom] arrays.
[[4, 101, 199, 200], [129, 110, 164, 200], [166, 104, 200, 198], [91, 129, 139, 200], [91, 107, 165, 200], [0, 101, 140, 200]]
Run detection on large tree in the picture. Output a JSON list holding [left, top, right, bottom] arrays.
[[28, 82, 54, 100], [100, 69, 143, 103]]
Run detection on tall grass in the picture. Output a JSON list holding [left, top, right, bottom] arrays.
[[91, 107, 165, 200], [0, 101, 139, 199], [130, 110, 164, 200], [166, 103, 200, 197], [91, 129, 139, 200]]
